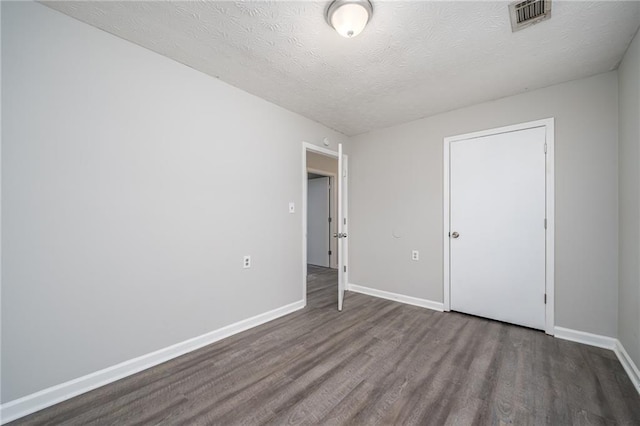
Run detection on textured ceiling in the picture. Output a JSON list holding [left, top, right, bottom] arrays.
[[43, 1, 640, 136]]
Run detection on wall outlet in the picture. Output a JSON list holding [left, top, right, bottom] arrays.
[[411, 250, 419, 261], [243, 255, 251, 269], [289, 202, 295, 213]]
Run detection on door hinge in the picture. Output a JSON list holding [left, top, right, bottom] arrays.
[[328, 250, 332, 256], [328, 217, 332, 223], [544, 218, 547, 229], [544, 294, 547, 304], [344, 266, 347, 272], [544, 143, 547, 154], [344, 218, 346, 225]]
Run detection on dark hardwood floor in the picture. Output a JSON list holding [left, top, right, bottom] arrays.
[[12, 265, 640, 425]]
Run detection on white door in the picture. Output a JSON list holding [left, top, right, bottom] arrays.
[[307, 177, 330, 267], [449, 126, 546, 330], [337, 143, 348, 311]]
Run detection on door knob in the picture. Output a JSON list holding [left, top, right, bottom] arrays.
[[451, 232, 459, 239]]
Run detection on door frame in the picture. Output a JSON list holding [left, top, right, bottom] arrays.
[[302, 142, 348, 307], [443, 118, 555, 335], [307, 168, 338, 269]]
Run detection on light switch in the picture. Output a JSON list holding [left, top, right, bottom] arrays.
[[289, 202, 295, 213]]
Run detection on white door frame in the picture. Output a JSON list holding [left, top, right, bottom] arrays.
[[302, 142, 348, 307], [443, 118, 555, 335]]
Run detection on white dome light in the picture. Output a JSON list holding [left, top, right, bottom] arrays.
[[326, 0, 373, 38]]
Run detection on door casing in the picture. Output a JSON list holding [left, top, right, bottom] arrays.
[[443, 118, 555, 335]]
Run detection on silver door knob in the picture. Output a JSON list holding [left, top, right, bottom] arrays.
[[451, 232, 459, 239]]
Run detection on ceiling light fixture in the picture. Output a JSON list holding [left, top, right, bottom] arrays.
[[326, 0, 373, 38]]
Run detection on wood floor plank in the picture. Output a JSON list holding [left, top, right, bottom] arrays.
[[11, 265, 640, 425]]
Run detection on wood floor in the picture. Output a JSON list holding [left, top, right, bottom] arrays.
[[12, 265, 640, 425]]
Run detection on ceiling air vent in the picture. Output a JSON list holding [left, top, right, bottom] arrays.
[[509, 0, 551, 32]]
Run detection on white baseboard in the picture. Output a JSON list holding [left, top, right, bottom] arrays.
[[347, 283, 444, 312], [554, 326, 640, 396], [614, 340, 640, 394], [554, 326, 617, 350], [0, 300, 305, 425]]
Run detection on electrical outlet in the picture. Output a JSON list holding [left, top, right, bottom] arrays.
[[243, 255, 251, 269], [411, 250, 419, 261]]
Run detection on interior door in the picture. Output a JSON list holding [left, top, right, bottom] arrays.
[[307, 176, 330, 267], [449, 126, 546, 330], [337, 143, 347, 311]]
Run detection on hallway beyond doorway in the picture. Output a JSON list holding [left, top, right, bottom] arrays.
[[307, 264, 338, 309]]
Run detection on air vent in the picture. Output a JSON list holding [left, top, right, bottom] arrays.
[[509, 0, 551, 32]]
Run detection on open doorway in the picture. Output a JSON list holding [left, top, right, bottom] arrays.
[[302, 143, 348, 311], [306, 154, 338, 308]]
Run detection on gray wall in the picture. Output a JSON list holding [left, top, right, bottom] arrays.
[[1, 2, 348, 402], [350, 72, 619, 337], [618, 29, 640, 367]]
